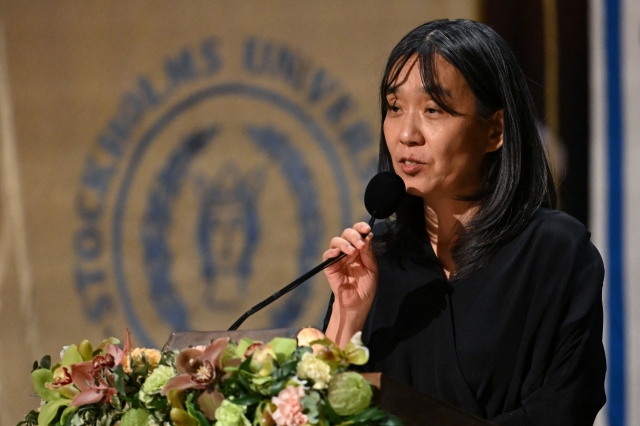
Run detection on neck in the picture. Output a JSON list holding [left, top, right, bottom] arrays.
[[424, 197, 477, 278]]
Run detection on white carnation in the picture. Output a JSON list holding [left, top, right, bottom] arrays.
[[296, 352, 331, 390]]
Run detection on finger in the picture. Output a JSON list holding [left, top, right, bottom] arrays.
[[328, 236, 356, 256], [341, 228, 367, 250], [322, 247, 342, 261], [352, 222, 372, 236], [322, 247, 353, 274]]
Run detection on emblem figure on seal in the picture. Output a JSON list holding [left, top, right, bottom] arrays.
[[196, 161, 264, 310]]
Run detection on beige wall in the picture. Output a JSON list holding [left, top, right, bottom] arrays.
[[0, 1, 478, 423]]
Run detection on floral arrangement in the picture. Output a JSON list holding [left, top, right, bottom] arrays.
[[17, 328, 402, 426]]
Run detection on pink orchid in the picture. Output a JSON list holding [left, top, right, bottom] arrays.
[[69, 343, 123, 406], [162, 337, 228, 395], [70, 361, 117, 406], [162, 338, 229, 420]]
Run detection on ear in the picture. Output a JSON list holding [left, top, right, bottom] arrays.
[[486, 109, 504, 153]]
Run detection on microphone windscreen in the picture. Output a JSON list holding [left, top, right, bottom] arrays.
[[364, 171, 406, 219]]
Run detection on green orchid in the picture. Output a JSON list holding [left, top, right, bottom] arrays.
[[93, 336, 121, 353], [235, 337, 296, 363], [342, 331, 369, 365], [236, 338, 297, 391], [235, 338, 255, 359], [248, 344, 276, 377], [31, 344, 84, 426], [304, 331, 369, 369]]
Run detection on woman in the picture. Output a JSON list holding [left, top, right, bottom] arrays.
[[322, 19, 605, 425]]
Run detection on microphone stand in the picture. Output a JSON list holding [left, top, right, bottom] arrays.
[[227, 215, 377, 331]]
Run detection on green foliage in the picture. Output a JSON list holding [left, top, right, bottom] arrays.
[[16, 409, 38, 426], [34, 355, 51, 372], [301, 390, 322, 424], [114, 365, 128, 396], [119, 408, 150, 426], [181, 393, 211, 426], [16, 330, 403, 426]]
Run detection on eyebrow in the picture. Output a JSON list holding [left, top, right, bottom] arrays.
[[385, 85, 453, 98]]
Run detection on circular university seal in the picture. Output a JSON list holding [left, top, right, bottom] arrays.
[[74, 37, 377, 347]]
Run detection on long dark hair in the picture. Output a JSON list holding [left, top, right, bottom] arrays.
[[375, 19, 556, 281]]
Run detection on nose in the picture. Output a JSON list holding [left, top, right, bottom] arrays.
[[398, 112, 424, 146]]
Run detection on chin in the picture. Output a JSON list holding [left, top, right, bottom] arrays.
[[405, 186, 428, 199]]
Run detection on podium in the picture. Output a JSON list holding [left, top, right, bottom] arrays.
[[164, 329, 494, 426], [362, 372, 493, 425]]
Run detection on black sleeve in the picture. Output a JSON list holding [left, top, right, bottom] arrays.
[[491, 253, 607, 426]]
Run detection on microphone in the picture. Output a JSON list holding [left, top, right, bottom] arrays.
[[227, 171, 405, 331], [364, 170, 406, 220]]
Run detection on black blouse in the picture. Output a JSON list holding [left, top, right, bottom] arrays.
[[324, 208, 606, 425]]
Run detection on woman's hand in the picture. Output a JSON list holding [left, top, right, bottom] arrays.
[[323, 222, 378, 309], [323, 222, 377, 347]]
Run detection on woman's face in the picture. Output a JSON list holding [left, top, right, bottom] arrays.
[[383, 54, 502, 202]]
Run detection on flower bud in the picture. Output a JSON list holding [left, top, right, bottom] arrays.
[[77, 340, 93, 361]]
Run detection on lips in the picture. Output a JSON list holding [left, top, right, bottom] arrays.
[[399, 157, 425, 174]]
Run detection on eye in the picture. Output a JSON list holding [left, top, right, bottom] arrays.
[[386, 100, 400, 113], [426, 107, 440, 114]]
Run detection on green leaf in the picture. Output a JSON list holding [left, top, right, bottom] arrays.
[[252, 401, 269, 426], [40, 355, 52, 370], [37, 399, 70, 426], [269, 338, 297, 363], [133, 357, 149, 378], [270, 362, 297, 386], [61, 345, 83, 367], [236, 370, 254, 391], [267, 380, 287, 396], [230, 394, 262, 406], [113, 365, 127, 396], [301, 391, 321, 424], [31, 369, 60, 402], [348, 407, 384, 422], [120, 408, 150, 426], [323, 401, 344, 425], [17, 409, 39, 426], [186, 401, 212, 426], [238, 355, 253, 373], [251, 376, 272, 385], [59, 405, 79, 425]]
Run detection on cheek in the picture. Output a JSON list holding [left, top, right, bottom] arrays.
[[383, 127, 400, 159], [383, 121, 394, 146]]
